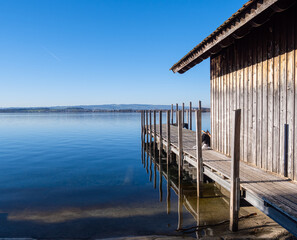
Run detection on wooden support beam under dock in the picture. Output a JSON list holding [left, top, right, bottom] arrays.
[[147, 121, 297, 236]]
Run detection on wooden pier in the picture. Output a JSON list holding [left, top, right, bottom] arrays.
[[141, 109, 297, 236]]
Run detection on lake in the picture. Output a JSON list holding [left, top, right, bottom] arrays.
[[0, 112, 221, 239]]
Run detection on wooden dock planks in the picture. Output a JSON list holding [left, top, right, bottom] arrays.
[[148, 124, 297, 225]]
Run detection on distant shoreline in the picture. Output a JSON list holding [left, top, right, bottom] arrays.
[[0, 104, 210, 113], [0, 108, 210, 113]]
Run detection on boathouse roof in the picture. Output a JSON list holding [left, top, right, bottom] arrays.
[[170, 0, 295, 74]]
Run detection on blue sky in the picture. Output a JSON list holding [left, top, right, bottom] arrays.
[[0, 0, 246, 108]]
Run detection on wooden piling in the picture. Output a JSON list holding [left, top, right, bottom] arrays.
[[284, 124, 289, 177], [167, 110, 171, 165], [178, 110, 183, 180], [189, 102, 192, 130], [146, 110, 148, 148], [176, 103, 178, 125], [195, 109, 202, 198], [159, 110, 163, 202], [149, 110, 152, 152], [154, 110, 157, 154], [171, 104, 174, 125], [186, 110, 189, 127], [230, 109, 241, 232], [159, 110, 162, 159], [182, 103, 185, 127]]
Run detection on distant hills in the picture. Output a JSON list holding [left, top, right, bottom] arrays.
[[0, 104, 210, 113]]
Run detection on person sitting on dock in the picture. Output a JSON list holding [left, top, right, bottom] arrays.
[[202, 130, 211, 150]]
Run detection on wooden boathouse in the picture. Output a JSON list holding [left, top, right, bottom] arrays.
[[141, 0, 297, 236]]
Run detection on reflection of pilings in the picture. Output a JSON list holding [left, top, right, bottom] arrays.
[[196, 196, 201, 239], [159, 110, 163, 202], [177, 173, 183, 230], [146, 148, 149, 173], [149, 152, 152, 182]]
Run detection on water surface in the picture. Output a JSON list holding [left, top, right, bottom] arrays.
[[0, 112, 210, 238]]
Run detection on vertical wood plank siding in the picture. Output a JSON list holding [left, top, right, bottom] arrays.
[[210, 7, 297, 180]]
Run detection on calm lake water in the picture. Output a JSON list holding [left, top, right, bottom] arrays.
[[0, 112, 220, 239]]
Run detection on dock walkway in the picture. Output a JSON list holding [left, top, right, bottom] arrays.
[[148, 124, 297, 235]]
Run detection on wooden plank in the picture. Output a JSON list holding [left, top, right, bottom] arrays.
[[286, 8, 295, 179], [247, 35, 253, 164], [262, 29, 268, 170], [229, 47, 233, 156], [226, 49, 230, 156], [230, 109, 241, 232], [222, 50, 226, 155], [279, 15, 287, 176], [295, 4, 297, 181], [239, 41, 244, 162], [210, 57, 214, 149], [257, 33, 263, 168], [252, 35, 258, 167], [243, 37, 249, 163], [219, 54, 222, 153], [284, 124, 289, 177], [267, 21, 274, 172], [273, 18, 280, 174]]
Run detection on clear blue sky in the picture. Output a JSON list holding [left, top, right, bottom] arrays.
[[0, 0, 246, 108]]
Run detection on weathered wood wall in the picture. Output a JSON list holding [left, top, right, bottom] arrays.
[[210, 5, 297, 180]]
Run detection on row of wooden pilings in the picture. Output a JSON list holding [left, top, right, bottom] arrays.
[[140, 105, 242, 232]]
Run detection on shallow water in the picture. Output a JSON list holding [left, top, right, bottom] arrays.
[[0, 112, 225, 239]]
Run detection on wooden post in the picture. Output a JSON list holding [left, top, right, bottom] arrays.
[[230, 109, 241, 232], [159, 110, 162, 159], [141, 111, 143, 141], [178, 111, 183, 180], [284, 124, 289, 177], [182, 103, 185, 128], [167, 110, 171, 165], [171, 104, 174, 125], [154, 110, 157, 155], [189, 101, 192, 130], [195, 110, 203, 198], [146, 110, 148, 148], [186, 110, 189, 127], [149, 110, 152, 152], [159, 110, 163, 202], [176, 103, 178, 125]]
